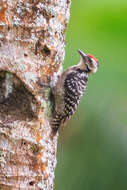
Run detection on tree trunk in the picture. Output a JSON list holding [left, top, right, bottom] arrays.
[[0, 0, 71, 189]]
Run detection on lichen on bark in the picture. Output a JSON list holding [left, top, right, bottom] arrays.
[[0, 0, 71, 189]]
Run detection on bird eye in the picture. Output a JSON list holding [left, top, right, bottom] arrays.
[[87, 56, 92, 63]]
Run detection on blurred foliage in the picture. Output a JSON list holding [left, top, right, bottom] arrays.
[[55, 1, 127, 190]]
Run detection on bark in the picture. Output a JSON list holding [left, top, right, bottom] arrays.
[[0, 0, 71, 189]]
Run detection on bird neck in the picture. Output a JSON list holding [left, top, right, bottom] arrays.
[[78, 60, 91, 73]]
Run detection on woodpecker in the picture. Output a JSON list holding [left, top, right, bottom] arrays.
[[51, 49, 99, 133]]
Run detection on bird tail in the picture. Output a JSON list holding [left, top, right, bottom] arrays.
[[51, 114, 64, 134]]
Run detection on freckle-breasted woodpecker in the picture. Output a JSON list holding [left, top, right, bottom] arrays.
[[51, 49, 99, 133]]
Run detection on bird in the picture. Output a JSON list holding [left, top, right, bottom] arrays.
[[51, 49, 99, 133]]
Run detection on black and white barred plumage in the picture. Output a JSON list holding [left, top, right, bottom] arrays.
[[51, 49, 99, 133], [64, 69, 88, 119]]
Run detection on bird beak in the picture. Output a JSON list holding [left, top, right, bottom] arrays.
[[77, 49, 87, 59]]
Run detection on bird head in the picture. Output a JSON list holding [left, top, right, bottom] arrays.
[[78, 49, 99, 74]]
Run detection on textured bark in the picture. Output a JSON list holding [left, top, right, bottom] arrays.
[[0, 0, 71, 189]]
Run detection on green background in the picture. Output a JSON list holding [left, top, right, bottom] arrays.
[[55, 1, 127, 190]]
